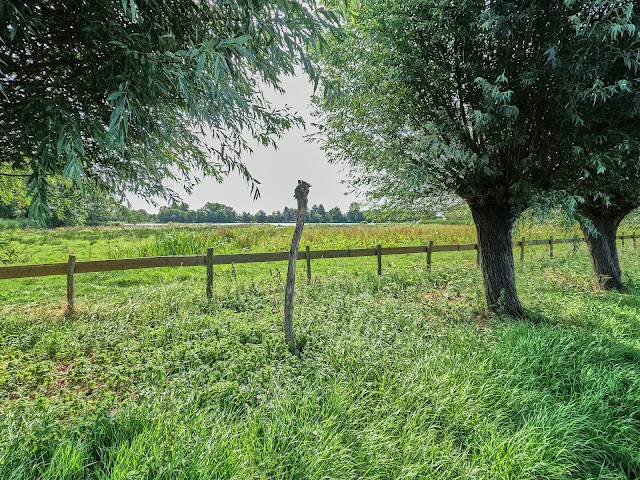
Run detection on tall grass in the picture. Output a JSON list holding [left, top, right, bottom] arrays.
[[108, 224, 590, 259], [0, 218, 37, 230], [1, 223, 593, 265]]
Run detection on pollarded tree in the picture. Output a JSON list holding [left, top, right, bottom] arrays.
[[562, 146, 640, 291], [552, 5, 640, 292], [0, 0, 338, 212], [315, 0, 640, 316]]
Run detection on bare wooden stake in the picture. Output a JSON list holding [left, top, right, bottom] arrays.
[[621, 232, 625, 248], [377, 244, 382, 276], [475, 242, 480, 267], [306, 245, 311, 282], [520, 236, 525, 262], [206, 247, 214, 299], [427, 240, 433, 271], [633, 231, 637, 249], [66, 254, 76, 314], [284, 180, 311, 352], [549, 236, 554, 258]]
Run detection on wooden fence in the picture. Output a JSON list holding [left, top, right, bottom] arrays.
[[1, 232, 637, 313]]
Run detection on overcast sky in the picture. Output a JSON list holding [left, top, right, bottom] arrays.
[[126, 74, 359, 214]]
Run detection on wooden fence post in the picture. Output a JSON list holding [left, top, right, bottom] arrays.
[[520, 237, 525, 262], [427, 240, 433, 271], [284, 180, 311, 352], [633, 231, 637, 249], [549, 236, 554, 258], [66, 254, 76, 314], [306, 245, 311, 282], [206, 247, 213, 299], [377, 244, 382, 276], [475, 242, 480, 267], [621, 232, 625, 248]]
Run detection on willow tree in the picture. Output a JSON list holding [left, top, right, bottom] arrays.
[[560, 3, 640, 292], [562, 147, 640, 291], [315, 0, 640, 317], [0, 0, 338, 212]]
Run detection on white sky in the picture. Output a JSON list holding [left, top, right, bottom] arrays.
[[126, 74, 359, 214]]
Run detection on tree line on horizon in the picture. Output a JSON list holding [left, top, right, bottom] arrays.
[[153, 201, 368, 224], [0, 193, 371, 226], [0, 175, 469, 227]]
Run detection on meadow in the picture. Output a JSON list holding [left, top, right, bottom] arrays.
[[1, 223, 640, 479], [0, 220, 586, 266]]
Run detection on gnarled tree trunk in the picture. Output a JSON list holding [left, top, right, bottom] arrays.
[[580, 203, 636, 292], [469, 201, 523, 318], [284, 180, 311, 352]]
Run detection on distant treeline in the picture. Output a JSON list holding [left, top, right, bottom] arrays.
[[151, 202, 368, 224], [1, 179, 475, 227], [0, 197, 370, 227]]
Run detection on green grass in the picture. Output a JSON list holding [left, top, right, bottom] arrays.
[[1, 225, 640, 479], [0, 221, 587, 266]]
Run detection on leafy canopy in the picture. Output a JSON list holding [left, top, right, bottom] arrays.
[[315, 0, 640, 216], [1, 0, 338, 214]]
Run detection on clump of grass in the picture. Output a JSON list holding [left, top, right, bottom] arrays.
[[0, 242, 30, 264], [0, 218, 36, 231]]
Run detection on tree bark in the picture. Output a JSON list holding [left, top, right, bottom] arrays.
[[469, 201, 524, 318], [284, 180, 311, 352], [580, 204, 635, 292]]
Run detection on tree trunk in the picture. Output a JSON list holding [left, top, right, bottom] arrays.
[[580, 206, 632, 292], [470, 202, 524, 318], [284, 180, 311, 352]]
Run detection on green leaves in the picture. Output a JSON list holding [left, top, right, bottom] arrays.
[[314, 0, 640, 218], [1, 0, 339, 216]]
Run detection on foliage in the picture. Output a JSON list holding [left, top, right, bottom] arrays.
[[557, 2, 640, 225], [316, 0, 640, 213], [566, 145, 640, 220], [442, 201, 474, 225], [3, 179, 127, 227], [0, 174, 28, 219], [146, 201, 368, 224], [0, 0, 339, 213]]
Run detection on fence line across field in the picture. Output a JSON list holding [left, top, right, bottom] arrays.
[[0, 232, 637, 313]]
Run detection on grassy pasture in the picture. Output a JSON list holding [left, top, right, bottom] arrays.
[[0, 221, 584, 266], [1, 223, 640, 479]]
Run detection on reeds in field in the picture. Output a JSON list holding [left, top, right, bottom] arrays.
[[107, 224, 483, 258], [5, 222, 592, 264]]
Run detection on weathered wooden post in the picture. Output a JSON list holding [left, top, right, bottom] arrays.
[[206, 247, 214, 299], [427, 240, 433, 271], [520, 237, 525, 262], [376, 244, 382, 276], [633, 232, 637, 249], [66, 254, 76, 314], [621, 232, 625, 248], [549, 236, 554, 258], [284, 180, 311, 352], [306, 245, 311, 282], [475, 242, 480, 267]]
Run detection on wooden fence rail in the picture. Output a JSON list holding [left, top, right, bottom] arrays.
[[0, 233, 636, 312]]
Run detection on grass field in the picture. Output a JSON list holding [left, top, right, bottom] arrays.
[[0, 221, 588, 266], [1, 224, 640, 479]]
